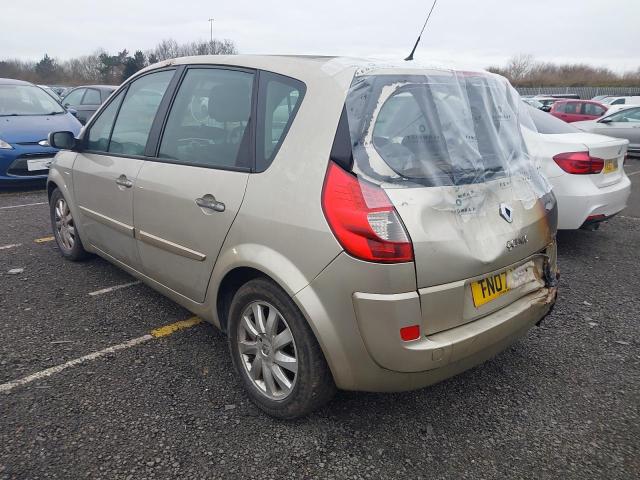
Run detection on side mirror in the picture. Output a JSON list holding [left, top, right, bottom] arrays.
[[67, 107, 78, 117], [48, 131, 76, 150], [598, 117, 612, 124]]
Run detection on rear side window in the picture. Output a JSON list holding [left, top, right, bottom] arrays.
[[527, 106, 580, 134], [82, 88, 101, 105], [256, 72, 305, 171], [109, 70, 174, 156], [345, 72, 537, 187], [158, 68, 254, 169], [86, 89, 126, 151]]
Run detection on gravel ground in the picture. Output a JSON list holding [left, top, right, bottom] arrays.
[[1, 159, 639, 479]]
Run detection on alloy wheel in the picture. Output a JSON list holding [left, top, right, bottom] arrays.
[[237, 301, 298, 400], [54, 198, 75, 251]]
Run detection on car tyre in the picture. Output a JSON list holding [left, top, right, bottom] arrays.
[[228, 277, 335, 419], [49, 188, 91, 261]]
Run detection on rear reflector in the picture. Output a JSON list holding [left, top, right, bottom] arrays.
[[553, 151, 604, 175], [400, 325, 421, 341], [321, 161, 413, 263]]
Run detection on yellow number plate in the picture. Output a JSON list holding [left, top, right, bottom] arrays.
[[603, 158, 618, 174], [471, 271, 509, 307]]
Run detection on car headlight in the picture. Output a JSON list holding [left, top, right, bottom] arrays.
[[0, 138, 13, 149]]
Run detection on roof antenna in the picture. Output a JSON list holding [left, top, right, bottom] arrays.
[[405, 0, 438, 61]]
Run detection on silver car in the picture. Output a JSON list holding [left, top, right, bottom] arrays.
[[46, 56, 559, 418], [573, 106, 640, 156]]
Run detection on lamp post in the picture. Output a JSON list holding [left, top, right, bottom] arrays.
[[208, 18, 214, 42]]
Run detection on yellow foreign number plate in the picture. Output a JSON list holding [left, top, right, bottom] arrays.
[[603, 158, 618, 174], [471, 271, 509, 307]]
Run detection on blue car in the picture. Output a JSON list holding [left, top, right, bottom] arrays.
[[0, 78, 82, 187]]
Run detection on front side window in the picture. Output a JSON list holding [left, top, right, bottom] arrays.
[[554, 103, 565, 113], [108, 70, 174, 156], [582, 103, 603, 116], [158, 68, 254, 169], [563, 102, 578, 114], [62, 89, 84, 106], [0, 85, 65, 116], [86, 89, 126, 151], [82, 88, 101, 105], [256, 72, 305, 171], [607, 107, 640, 123]]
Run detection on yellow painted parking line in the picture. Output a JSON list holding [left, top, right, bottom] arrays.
[[151, 316, 203, 338], [0, 316, 204, 394], [34, 236, 55, 243]]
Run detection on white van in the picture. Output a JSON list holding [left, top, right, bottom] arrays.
[[602, 96, 640, 106]]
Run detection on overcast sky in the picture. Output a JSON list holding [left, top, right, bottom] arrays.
[[2, 0, 638, 72]]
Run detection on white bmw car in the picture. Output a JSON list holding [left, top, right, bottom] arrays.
[[524, 107, 631, 230]]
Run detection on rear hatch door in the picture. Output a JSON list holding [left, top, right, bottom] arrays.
[[345, 69, 556, 334]]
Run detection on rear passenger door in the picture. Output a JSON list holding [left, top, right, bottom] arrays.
[[133, 66, 255, 302]]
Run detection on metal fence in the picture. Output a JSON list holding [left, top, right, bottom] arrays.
[[515, 86, 640, 100]]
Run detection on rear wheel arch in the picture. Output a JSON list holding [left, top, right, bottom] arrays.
[[216, 266, 268, 333]]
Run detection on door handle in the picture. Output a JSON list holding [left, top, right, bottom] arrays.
[[115, 174, 133, 188], [195, 194, 225, 212]]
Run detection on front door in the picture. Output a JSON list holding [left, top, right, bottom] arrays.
[[73, 70, 175, 267], [133, 67, 255, 302]]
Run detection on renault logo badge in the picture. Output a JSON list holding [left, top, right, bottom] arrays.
[[499, 203, 513, 223]]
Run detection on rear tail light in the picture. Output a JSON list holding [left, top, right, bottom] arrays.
[[553, 151, 604, 175], [321, 161, 413, 263]]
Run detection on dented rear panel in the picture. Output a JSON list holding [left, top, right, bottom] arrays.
[[343, 66, 557, 334]]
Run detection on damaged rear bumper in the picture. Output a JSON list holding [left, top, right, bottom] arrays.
[[353, 285, 557, 377]]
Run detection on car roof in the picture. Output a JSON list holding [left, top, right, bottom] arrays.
[[555, 99, 603, 104], [0, 77, 34, 86], [133, 55, 493, 86], [68, 85, 117, 90]]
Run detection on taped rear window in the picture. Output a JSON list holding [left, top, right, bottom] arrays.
[[345, 72, 540, 189]]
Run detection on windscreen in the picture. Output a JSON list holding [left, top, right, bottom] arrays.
[[0, 85, 65, 115]]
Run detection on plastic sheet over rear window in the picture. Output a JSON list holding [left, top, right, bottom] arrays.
[[343, 67, 552, 217]]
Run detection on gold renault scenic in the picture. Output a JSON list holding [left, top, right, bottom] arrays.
[[47, 56, 559, 418]]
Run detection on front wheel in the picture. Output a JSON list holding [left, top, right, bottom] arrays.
[[228, 278, 335, 419], [49, 188, 91, 261]]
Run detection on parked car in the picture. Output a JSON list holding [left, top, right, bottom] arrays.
[[46, 56, 559, 418], [549, 100, 607, 123], [38, 85, 61, 100], [48, 85, 69, 97], [0, 78, 82, 186], [536, 93, 580, 100], [522, 98, 544, 109], [523, 107, 630, 229], [61, 85, 117, 124], [601, 96, 640, 106], [535, 97, 559, 112], [573, 106, 640, 156], [591, 95, 611, 102]]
